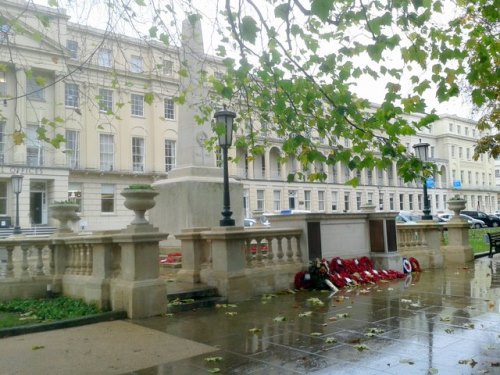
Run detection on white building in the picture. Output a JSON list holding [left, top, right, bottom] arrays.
[[0, 0, 497, 232]]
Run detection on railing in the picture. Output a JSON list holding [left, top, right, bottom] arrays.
[[176, 226, 304, 301], [0, 228, 168, 319]]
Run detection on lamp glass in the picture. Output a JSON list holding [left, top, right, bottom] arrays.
[[413, 142, 429, 162], [214, 109, 236, 147], [11, 174, 23, 194]]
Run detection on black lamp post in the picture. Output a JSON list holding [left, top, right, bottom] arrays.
[[214, 107, 236, 226], [413, 141, 433, 220], [11, 174, 24, 234]]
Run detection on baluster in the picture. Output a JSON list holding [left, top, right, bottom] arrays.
[[5, 245, 14, 277], [245, 239, 253, 267], [71, 245, 79, 274], [86, 244, 93, 276], [285, 236, 293, 262], [276, 236, 284, 262], [21, 244, 30, 278], [294, 235, 302, 262], [78, 244, 85, 275], [255, 238, 264, 267], [49, 245, 55, 275], [266, 237, 274, 265], [35, 244, 45, 276]]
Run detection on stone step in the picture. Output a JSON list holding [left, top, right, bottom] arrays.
[[166, 285, 225, 313]]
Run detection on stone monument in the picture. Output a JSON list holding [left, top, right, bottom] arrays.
[[150, 18, 243, 246]]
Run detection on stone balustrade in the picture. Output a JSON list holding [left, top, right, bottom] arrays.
[[0, 228, 168, 319], [176, 226, 304, 301]]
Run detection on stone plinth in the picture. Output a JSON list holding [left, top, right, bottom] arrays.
[[441, 221, 474, 264]]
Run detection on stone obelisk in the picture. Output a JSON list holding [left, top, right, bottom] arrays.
[[150, 18, 243, 246]]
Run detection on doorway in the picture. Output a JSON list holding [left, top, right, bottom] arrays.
[[30, 181, 47, 225]]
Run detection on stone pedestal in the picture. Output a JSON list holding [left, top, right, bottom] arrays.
[[442, 221, 474, 264], [150, 171, 244, 247]]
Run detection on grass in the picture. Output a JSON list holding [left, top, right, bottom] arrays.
[[469, 227, 500, 255], [0, 296, 101, 329]]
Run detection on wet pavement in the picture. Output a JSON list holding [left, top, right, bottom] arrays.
[[130, 257, 500, 375]]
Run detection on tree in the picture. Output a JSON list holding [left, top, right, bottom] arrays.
[[1, 0, 498, 184]]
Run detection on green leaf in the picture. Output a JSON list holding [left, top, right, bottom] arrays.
[[240, 16, 259, 44], [148, 26, 158, 38], [311, 0, 334, 22], [144, 92, 154, 105], [274, 4, 290, 20]]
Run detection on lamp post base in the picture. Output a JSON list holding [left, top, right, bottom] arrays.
[[12, 226, 22, 235], [220, 217, 235, 227]]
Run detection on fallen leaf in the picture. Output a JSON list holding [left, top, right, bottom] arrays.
[[273, 316, 286, 322], [207, 368, 221, 373], [32, 346, 45, 350], [337, 313, 349, 318], [225, 311, 237, 316], [307, 297, 325, 307], [311, 332, 322, 337], [299, 311, 313, 318], [354, 344, 369, 352], [491, 362, 500, 367], [248, 328, 262, 334], [328, 316, 338, 321], [205, 357, 223, 363], [445, 328, 454, 334], [400, 359, 415, 365], [325, 337, 337, 344], [463, 323, 475, 329], [427, 368, 439, 374], [440, 316, 451, 322], [458, 359, 478, 368]]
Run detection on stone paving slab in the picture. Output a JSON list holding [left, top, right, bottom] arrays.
[[0, 320, 216, 375]]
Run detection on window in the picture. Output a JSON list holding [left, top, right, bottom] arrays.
[[476, 172, 479, 185], [367, 192, 373, 205], [466, 148, 470, 160], [99, 134, 114, 171], [304, 190, 311, 210], [458, 147, 463, 159], [26, 77, 44, 100], [399, 194, 404, 210], [67, 40, 78, 59], [288, 190, 297, 209], [366, 169, 373, 185], [0, 71, 6, 96], [418, 194, 422, 210], [0, 121, 5, 163], [101, 184, 115, 213], [343, 192, 350, 212], [468, 171, 472, 184], [165, 140, 176, 172], [331, 164, 337, 183], [389, 194, 394, 210], [449, 123, 453, 132], [452, 169, 456, 180], [356, 192, 361, 210], [65, 130, 80, 169], [99, 88, 113, 112], [162, 59, 173, 75], [318, 191, 325, 211], [164, 98, 175, 119], [409, 194, 413, 210], [97, 48, 112, 67], [0, 182, 6, 215], [131, 94, 144, 117], [130, 55, 143, 73], [387, 167, 394, 185], [377, 168, 384, 185], [273, 190, 281, 211], [68, 182, 82, 212], [430, 146, 435, 158], [460, 170, 464, 182], [132, 137, 145, 172], [331, 191, 338, 211], [457, 125, 461, 134], [379, 193, 384, 210], [65, 83, 79, 108], [482, 172, 486, 185], [343, 164, 350, 182], [465, 127, 469, 136], [257, 190, 265, 211], [261, 123, 268, 137], [27, 125, 43, 166]]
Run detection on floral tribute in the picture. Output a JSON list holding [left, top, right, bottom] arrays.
[[160, 252, 182, 265], [294, 255, 422, 291]]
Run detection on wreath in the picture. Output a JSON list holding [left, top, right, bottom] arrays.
[[409, 257, 422, 273]]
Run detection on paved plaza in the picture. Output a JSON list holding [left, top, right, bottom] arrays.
[[1, 257, 500, 374]]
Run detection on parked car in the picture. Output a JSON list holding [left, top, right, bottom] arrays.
[[461, 210, 500, 227], [459, 214, 487, 229], [396, 211, 421, 224]]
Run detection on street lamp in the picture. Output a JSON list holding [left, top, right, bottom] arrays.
[[214, 106, 236, 226], [11, 174, 24, 234], [413, 140, 433, 220]]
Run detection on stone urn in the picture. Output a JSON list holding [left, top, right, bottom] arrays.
[[447, 197, 466, 221], [50, 203, 80, 233], [121, 186, 159, 225]]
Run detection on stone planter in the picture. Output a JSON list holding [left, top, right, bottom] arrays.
[[50, 203, 80, 233], [121, 188, 159, 225], [447, 199, 466, 221]]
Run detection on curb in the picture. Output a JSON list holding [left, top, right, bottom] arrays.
[[0, 310, 128, 338]]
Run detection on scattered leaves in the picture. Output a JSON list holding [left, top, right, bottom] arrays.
[[445, 328, 455, 334], [307, 297, 325, 307], [216, 304, 238, 309], [400, 359, 415, 365], [337, 313, 349, 318], [463, 323, 475, 329], [225, 311, 237, 317], [32, 345, 45, 350], [207, 368, 221, 373], [273, 316, 286, 322], [325, 337, 337, 344]]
